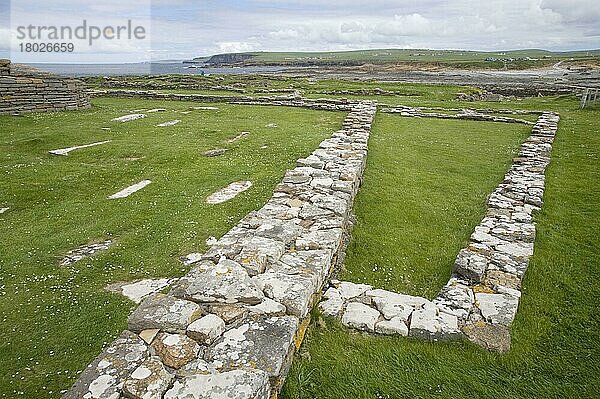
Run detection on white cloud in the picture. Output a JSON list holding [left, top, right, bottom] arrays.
[[5, 0, 599, 62], [217, 41, 257, 53]]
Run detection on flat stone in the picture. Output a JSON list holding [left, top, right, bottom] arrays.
[[60, 239, 113, 267], [375, 316, 408, 336], [106, 278, 171, 304], [49, 140, 112, 156], [0, 207, 8, 214], [206, 315, 299, 378], [204, 148, 227, 157], [151, 333, 201, 369], [139, 329, 160, 345], [171, 259, 264, 305], [462, 322, 511, 353], [187, 314, 226, 345], [108, 180, 152, 199], [146, 108, 166, 112], [475, 293, 519, 325], [206, 181, 252, 204], [409, 308, 462, 341], [453, 249, 487, 282], [227, 131, 250, 143], [156, 119, 181, 127], [62, 331, 148, 399], [122, 356, 175, 399], [164, 369, 270, 399], [254, 272, 316, 318], [341, 302, 380, 332], [247, 298, 287, 316], [112, 113, 146, 122], [128, 294, 201, 333]]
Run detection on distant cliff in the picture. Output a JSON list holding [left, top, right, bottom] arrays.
[[204, 53, 256, 65]]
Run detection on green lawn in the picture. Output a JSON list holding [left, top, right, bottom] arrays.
[[282, 96, 600, 398], [341, 116, 530, 297], [0, 97, 344, 398]]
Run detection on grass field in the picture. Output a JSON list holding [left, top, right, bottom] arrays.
[[282, 95, 600, 398], [341, 116, 531, 298], [196, 48, 600, 69], [0, 98, 344, 398]]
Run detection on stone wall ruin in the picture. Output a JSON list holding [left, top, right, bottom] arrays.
[[0, 59, 90, 115]]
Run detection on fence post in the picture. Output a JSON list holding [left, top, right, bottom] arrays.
[[581, 88, 589, 109]]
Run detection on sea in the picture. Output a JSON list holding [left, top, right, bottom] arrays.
[[24, 62, 291, 77]]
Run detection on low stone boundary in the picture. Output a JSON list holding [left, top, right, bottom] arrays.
[[89, 89, 358, 111], [0, 60, 90, 115], [381, 105, 535, 124], [320, 112, 559, 353], [63, 101, 377, 399]]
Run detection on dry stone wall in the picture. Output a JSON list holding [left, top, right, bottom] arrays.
[[382, 105, 535, 124], [90, 89, 357, 111], [0, 60, 90, 115], [320, 112, 560, 353], [63, 101, 377, 399]]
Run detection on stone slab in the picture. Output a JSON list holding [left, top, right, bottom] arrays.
[[108, 180, 152, 199]]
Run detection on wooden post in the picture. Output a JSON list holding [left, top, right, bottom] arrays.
[[581, 88, 589, 109]]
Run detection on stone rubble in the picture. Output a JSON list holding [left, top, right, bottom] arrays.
[[49, 140, 112, 156], [90, 89, 360, 112], [206, 181, 252, 204], [64, 101, 377, 398], [108, 180, 152, 199], [59, 239, 113, 267], [382, 106, 535, 124], [319, 112, 559, 351]]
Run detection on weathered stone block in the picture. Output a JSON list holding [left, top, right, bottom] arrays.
[[475, 293, 519, 325], [453, 249, 487, 282], [151, 333, 201, 369], [164, 369, 270, 399], [206, 315, 299, 378], [128, 294, 201, 333], [62, 331, 148, 399], [342, 302, 380, 332], [187, 314, 226, 345], [171, 259, 264, 305], [122, 356, 175, 399]]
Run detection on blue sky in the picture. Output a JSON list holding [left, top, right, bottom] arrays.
[[1, 0, 599, 63]]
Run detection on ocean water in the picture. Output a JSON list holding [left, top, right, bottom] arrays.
[[24, 63, 291, 77]]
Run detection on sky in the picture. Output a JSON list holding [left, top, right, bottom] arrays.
[[0, 0, 599, 63]]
